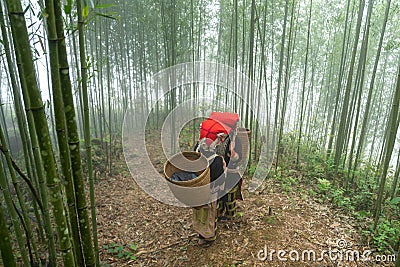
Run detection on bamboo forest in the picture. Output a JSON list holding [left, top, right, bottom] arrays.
[[0, 0, 400, 266]]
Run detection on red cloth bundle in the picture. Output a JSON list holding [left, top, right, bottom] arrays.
[[199, 112, 239, 145], [209, 112, 239, 128]]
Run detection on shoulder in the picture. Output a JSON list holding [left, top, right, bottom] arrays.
[[210, 154, 224, 166]]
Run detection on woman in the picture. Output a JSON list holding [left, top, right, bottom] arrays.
[[193, 138, 225, 246]]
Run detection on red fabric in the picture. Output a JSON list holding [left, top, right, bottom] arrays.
[[200, 118, 231, 144], [209, 112, 239, 128]]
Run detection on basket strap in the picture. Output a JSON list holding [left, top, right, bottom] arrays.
[[206, 154, 218, 162], [226, 167, 240, 173]]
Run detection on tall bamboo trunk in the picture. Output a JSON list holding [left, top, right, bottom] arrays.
[[273, 0, 289, 170], [76, 0, 100, 264], [326, 0, 352, 160], [333, 0, 365, 174], [352, 0, 391, 184], [0, 192, 17, 267], [373, 61, 400, 229], [48, 0, 85, 265], [54, 0, 95, 265], [4, 0, 76, 265], [0, 113, 40, 264], [296, 0, 312, 165], [0, 137, 29, 266], [345, 0, 374, 188]]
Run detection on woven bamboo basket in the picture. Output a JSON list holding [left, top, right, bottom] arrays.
[[237, 127, 251, 161], [164, 152, 212, 206], [164, 151, 210, 187]]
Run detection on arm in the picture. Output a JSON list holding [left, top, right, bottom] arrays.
[[229, 136, 242, 164]]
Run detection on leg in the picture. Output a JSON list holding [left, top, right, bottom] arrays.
[[217, 195, 226, 218], [225, 185, 238, 219], [193, 202, 217, 246]]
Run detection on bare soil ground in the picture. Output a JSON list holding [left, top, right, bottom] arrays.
[[95, 140, 394, 267]]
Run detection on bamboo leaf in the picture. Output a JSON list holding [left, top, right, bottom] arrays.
[[95, 4, 116, 9], [83, 5, 89, 18], [64, 0, 72, 14], [94, 12, 119, 20]]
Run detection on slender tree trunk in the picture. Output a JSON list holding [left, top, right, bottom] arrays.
[[373, 60, 400, 230], [1, 6, 58, 264], [326, 0, 351, 160], [0, 112, 40, 265], [54, 0, 95, 265], [76, 0, 100, 264], [246, 0, 256, 164], [0, 192, 16, 267], [69, 13, 84, 137], [234, 0, 238, 111], [345, 0, 374, 188], [296, 0, 312, 165], [5, 0, 76, 265], [352, 0, 391, 182], [0, 138, 29, 266], [51, 0, 85, 265], [333, 0, 365, 174], [273, 0, 289, 151], [276, 0, 296, 168], [106, 22, 113, 172], [1, 0, 46, 244], [390, 149, 400, 199]]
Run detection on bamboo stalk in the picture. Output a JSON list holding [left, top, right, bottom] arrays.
[[0, 192, 17, 267], [0, 145, 29, 266], [4, 0, 76, 265], [76, 0, 100, 264], [53, 0, 95, 265], [0, 116, 40, 264], [44, 0, 85, 265]]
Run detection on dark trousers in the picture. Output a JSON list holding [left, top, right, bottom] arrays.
[[217, 172, 242, 219]]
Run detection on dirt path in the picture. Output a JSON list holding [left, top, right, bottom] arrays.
[[95, 138, 393, 266]]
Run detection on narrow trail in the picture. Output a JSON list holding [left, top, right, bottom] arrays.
[[95, 142, 387, 267]]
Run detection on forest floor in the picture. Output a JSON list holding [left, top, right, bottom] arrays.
[[94, 137, 395, 267]]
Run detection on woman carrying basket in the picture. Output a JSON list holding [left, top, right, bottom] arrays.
[[193, 138, 226, 247]]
